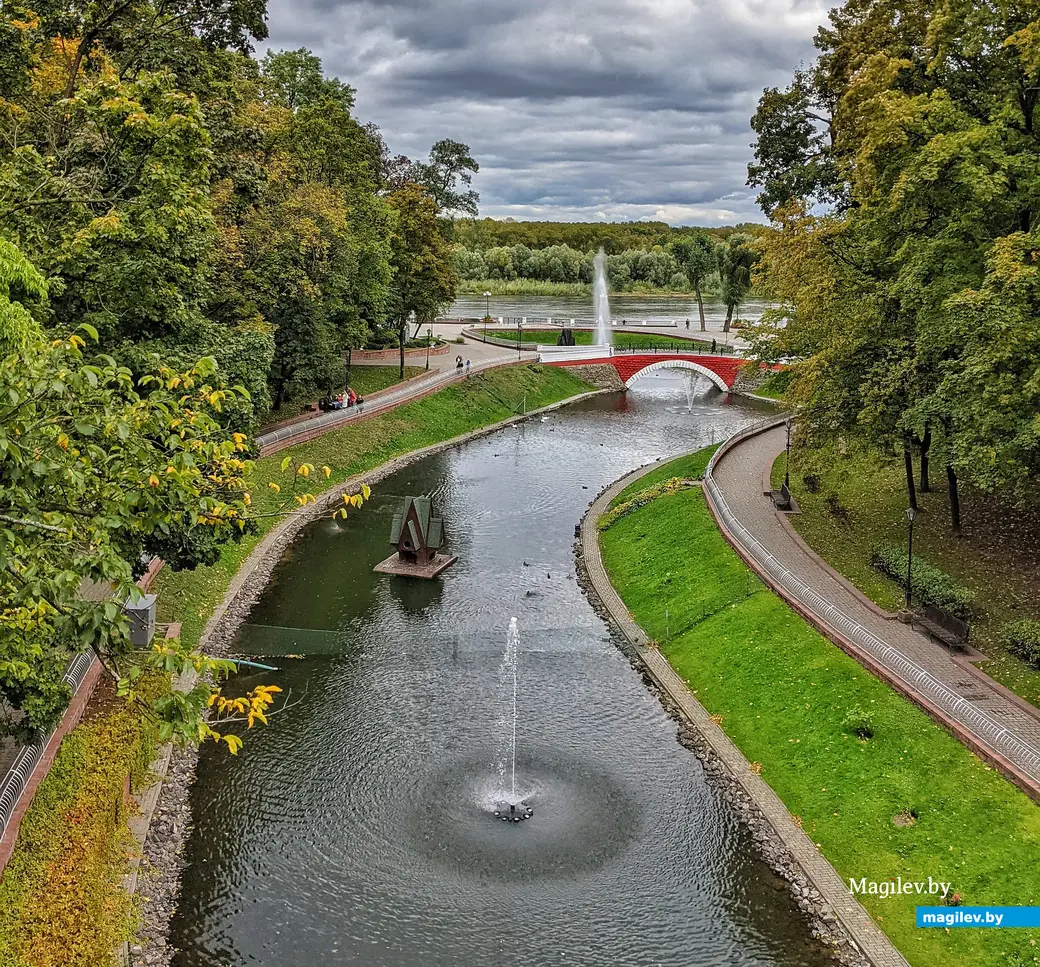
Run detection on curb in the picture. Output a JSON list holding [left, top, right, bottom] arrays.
[[579, 459, 909, 967], [703, 420, 1040, 803]]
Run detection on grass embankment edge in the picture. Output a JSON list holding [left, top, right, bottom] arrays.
[[598, 451, 1040, 967], [153, 364, 595, 648]]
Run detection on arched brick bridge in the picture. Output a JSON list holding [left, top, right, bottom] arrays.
[[546, 353, 745, 392]]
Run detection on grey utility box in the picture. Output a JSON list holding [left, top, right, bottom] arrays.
[[125, 594, 157, 647]]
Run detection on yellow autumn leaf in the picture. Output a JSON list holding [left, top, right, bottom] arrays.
[[361, 483, 371, 500], [323, 466, 331, 478], [268, 482, 281, 493]]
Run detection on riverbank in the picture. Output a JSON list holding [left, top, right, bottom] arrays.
[[594, 450, 1040, 967], [128, 366, 599, 966], [772, 446, 1040, 710]]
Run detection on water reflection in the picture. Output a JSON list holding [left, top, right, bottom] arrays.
[[170, 378, 827, 967]]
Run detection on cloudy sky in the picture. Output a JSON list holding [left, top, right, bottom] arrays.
[[264, 0, 829, 226]]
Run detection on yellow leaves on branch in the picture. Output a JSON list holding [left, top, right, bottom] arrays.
[[206, 684, 284, 753]]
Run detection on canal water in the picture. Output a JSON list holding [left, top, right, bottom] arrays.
[[170, 376, 831, 967]]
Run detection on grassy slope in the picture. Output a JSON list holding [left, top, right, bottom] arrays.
[[599, 464, 1040, 967], [609, 445, 720, 508], [154, 364, 591, 647], [770, 448, 1040, 710]]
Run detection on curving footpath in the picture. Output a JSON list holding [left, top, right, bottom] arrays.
[[703, 419, 1040, 801], [582, 466, 908, 967]]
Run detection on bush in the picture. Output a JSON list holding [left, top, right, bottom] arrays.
[[0, 676, 167, 967], [802, 473, 821, 494], [841, 705, 874, 739], [870, 543, 976, 619], [1002, 620, 1040, 667]]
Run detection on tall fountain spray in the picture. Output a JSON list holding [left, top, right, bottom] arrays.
[[493, 617, 533, 822], [592, 249, 613, 348], [507, 616, 519, 797]]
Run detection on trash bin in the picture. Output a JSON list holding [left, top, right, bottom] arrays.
[[124, 594, 157, 646]]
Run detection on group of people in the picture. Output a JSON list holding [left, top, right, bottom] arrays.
[[319, 386, 362, 412], [455, 355, 471, 376]]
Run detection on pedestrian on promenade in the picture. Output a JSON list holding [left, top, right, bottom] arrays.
[[711, 338, 717, 353], [465, 359, 471, 378], [685, 318, 690, 330]]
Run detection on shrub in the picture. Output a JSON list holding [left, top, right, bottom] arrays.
[[0, 675, 167, 967], [1002, 620, 1040, 667], [870, 543, 976, 619], [841, 705, 874, 739], [802, 473, 821, 494], [824, 493, 850, 522], [599, 478, 689, 530]]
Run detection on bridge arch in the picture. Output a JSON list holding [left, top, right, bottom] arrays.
[[623, 358, 731, 393]]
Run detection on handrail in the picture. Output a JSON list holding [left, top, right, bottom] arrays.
[[0, 652, 96, 837], [703, 418, 1040, 783]]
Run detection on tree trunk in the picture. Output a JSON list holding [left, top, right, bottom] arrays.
[[696, 284, 706, 331], [723, 304, 734, 333], [947, 463, 962, 536], [903, 435, 918, 511], [272, 377, 286, 411], [919, 425, 931, 493]]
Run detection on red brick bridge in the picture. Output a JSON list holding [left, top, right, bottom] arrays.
[[546, 352, 745, 392]]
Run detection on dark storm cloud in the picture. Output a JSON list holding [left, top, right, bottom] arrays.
[[264, 0, 829, 223]]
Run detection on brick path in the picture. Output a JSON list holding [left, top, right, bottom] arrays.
[[705, 422, 1040, 797], [582, 468, 909, 967]]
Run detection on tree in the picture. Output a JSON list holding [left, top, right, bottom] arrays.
[[716, 234, 757, 331], [0, 246, 367, 745], [412, 139, 480, 219], [669, 233, 716, 329], [260, 48, 355, 112], [387, 184, 459, 378]]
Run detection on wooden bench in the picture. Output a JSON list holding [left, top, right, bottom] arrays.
[[912, 604, 970, 651]]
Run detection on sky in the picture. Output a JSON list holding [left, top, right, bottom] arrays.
[[264, 0, 830, 226]]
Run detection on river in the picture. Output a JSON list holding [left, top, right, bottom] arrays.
[[449, 292, 770, 329], [170, 375, 830, 967]]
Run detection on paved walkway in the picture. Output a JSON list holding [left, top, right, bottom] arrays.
[[582, 466, 908, 967], [705, 423, 1040, 794]]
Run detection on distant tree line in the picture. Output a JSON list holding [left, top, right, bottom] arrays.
[[454, 218, 761, 253]]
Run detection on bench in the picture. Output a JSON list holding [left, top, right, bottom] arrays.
[[912, 604, 970, 651], [770, 482, 793, 511]]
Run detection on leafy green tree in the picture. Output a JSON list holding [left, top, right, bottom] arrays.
[[669, 232, 716, 329], [412, 139, 480, 219], [387, 183, 459, 378], [260, 48, 355, 112], [716, 234, 757, 332]]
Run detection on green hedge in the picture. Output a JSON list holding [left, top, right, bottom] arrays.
[[1002, 620, 1040, 667], [870, 543, 975, 619], [0, 676, 166, 967]]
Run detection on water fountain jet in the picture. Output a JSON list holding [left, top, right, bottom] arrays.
[[592, 249, 613, 349], [492, 617, 533, 822]]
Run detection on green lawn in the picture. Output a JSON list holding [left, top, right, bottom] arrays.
[[599, 462, 1040, 967], [486, 328, 720, 351], [258, 366, 426, 428], [771, 447, 1040, 710], [153, 364, 591, 648], [609, 444, 720, 508]]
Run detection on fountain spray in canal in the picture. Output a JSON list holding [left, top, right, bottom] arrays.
[[592, 249, 613, 348], [493, 617, 533, 823]]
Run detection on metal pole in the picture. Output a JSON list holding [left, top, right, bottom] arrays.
[[426, 327, 432, 370], [784, 419, 792, 490], [518, 318, 522, 358], [484, 291, 490, 343], [905, 515, 914, 609]]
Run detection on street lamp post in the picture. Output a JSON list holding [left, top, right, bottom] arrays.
[[426, 327, 432, 370], [483, 291, 491, 343], [904, 506, 917, 610], [784, 417, 793, 490], [517, 317, 522, 358]]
